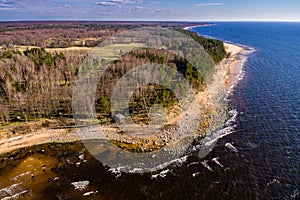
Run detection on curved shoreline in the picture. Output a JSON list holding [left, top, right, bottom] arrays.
[[183, 24, 215, 30], [0, 38, 248, 156]]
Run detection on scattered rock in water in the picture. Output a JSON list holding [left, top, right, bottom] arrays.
[[1, 190, 28, 200], [38, 149, 46, 154], [70, 181, 89, 191], [0, 183, 22, 197], [83, 191, 98, 197], [42, 165, 47, 172], [78, 154, 84, 161], [192, 172, 201, 177], [11, 171, 31, 181], [66, 158, 73, 165]]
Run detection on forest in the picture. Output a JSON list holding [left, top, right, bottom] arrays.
[[0, 22, 226, 125], [0, 21, 213, 48], [177, 29, 226, 63]]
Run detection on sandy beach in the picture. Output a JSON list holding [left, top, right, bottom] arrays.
[[223, 42, 245, 88], [0, 42, 246, 156]]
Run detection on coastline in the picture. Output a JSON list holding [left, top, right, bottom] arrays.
[[223, 42, 246, 90], [0, 35, 247, 156], [183, 24, 215, 30]]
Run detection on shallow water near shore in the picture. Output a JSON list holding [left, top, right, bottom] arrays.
[[1, 22, 300, 199]]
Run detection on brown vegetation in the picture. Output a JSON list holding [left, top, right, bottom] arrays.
[[0, 21, 211, 48], [0, 48, 87, 123]]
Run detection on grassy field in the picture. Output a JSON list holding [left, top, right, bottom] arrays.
[[92, 43, 148, 60], [13, 42, 146, 53]]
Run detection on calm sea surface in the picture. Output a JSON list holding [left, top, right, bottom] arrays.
[[0, 22, 299, 199], [191, 22, 300, 199]]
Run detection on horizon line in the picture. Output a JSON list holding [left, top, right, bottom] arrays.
[[0, 20, 300, 23]]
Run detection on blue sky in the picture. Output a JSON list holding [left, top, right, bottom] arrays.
[[0, 0, 300, 21]]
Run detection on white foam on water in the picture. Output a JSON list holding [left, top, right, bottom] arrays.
[[212, 157, 224, 168], [129, 168, 144, 173], [107, 106, 239, 175], [225, 109, 239, 127], [247, 142, 258, 149], [193, 109, 239, 152], [226, 56, 246, 96], [290, 189, 299, 199], [108, 155, 188, 176], [114, 108, 239, 175], [107, 82, 241, 175], [203, 125, 236, 147], [108, 166, 126, 177], [225, 143, 238, 153], [183, 107, 239, 163], [201, 160, 213, 172], [151, 169, 170, 179], [187, 162, 199, 167], [226, 47, 255, 96]]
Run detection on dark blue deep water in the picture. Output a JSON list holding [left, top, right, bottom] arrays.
[[191, 22, 300, 199]]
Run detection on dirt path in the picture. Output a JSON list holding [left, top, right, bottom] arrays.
[[0, 128, 79, 156]]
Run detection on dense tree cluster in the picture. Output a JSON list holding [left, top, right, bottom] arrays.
[[177, 29, 227, 63], [95, 48, 205, 122]]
